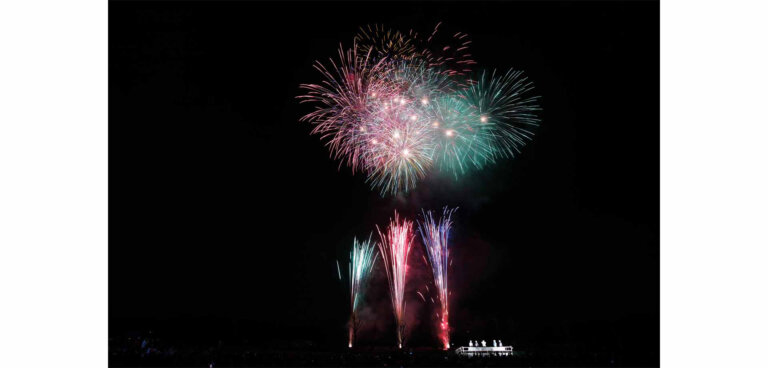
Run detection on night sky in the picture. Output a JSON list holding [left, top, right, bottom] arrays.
[[110, 1, 659, 365]]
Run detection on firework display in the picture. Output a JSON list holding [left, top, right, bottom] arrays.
[[418, 207, 457, 350], [376, 212, 415, 348], [307, 23, 537, 351], [299, 23, 540, 195], [348, 235, 379, 348]]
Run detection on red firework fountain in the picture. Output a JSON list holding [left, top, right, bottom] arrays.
[[376, 212, 414, 349]]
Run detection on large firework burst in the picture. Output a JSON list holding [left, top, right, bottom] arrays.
[[298, 24, 540, 195], [298, 45, 391, 172]]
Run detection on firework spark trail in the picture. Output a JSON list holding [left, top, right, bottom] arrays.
[[355, 23, 476, 77], [348, 235, 379, 348], [416, 291, 426, 302], [376, 212, 415, 348], [298, 24, 540, 195], [354, 24, 417, 62], [418, 207, 457, 350], [417, 22, 477, 78]]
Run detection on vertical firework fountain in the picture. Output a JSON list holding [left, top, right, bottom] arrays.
[[418, 207, 456, 350], [376, 212, 415, 349], [347, 235, 379, 348]]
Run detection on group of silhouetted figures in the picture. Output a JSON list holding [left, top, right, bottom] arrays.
[[467, 339, 504, 347]]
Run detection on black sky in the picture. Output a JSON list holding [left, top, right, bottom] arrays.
[[110, 1, 659, 365]]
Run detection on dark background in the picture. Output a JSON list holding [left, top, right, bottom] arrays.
[[110, 1, 659, 366]]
